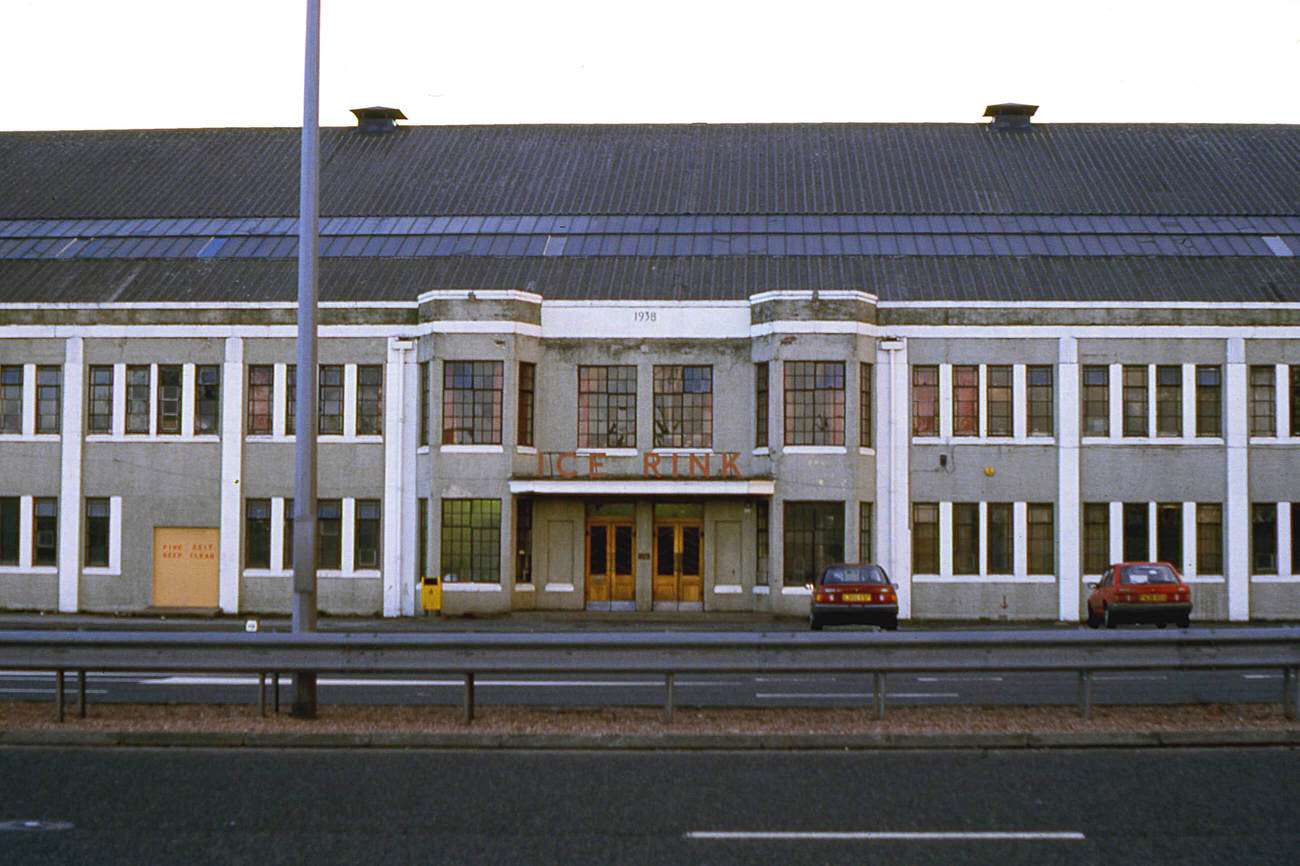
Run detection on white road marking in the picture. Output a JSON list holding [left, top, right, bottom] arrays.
[[918, 676, 1004, 682], [143, 676, 722, 688], [686, 830, 1085, 841], [755, 692, 958, 699], [1094, 674, 1168, 681], [1243, 673, 1282, 680], [0, 688, 108, 695]]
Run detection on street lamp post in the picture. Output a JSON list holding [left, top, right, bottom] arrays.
[[291, 0, 322, 719]]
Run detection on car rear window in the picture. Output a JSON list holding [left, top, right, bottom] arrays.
[[821, 565, 888, 585], [1120, 564, 1179, 585]]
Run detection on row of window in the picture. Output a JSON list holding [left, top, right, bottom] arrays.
[[0, 496, 112, 568], [0, 363, 384, 438], [6, 360, 1299, 445], [244, 498, 382, 571]]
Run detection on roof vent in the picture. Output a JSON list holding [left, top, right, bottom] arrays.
[[983, 103, 1038, 131], [350, 106, 407, 134]]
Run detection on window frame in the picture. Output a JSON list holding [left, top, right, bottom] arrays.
[[754, 362, 769, 449], [244, 498, 272, 569], [33, 496, 58, 566], [35, 365, 62, 435], [517, 362, 535, 447], [84, 497, 110, 567], [1122, 365, 1148, 437], [442, 360, 505, 445], [986, 365, 1013, 438], [1026, 365, 1054, 437], [986, 502, 1013, 574], [247, 365, 274, 436], [0, 365, 22, 434], [782, 500, 844, 586], [1196, 503, 1223, 575], [440, 498, 502, 584], [952, 365, 979, 437], [783, 361, 845, 447], [1081, 365, 1109, 437], [355, 364, 383, 436], [194, 364, 221, 435], [911, 365, 939, 437], [1155, 365, 1181, 437], [1249, 365, 1275, 436], [354, 499, 381, 569], [156, 364, 182, 435], [87, 365, 114, 434], [652, 364, 712, 449], [911, 502, 939, 574], [577, 365, 636, 449], [318, 365, 344, 436], [1027, 503, 1054, 575], [1195, 365, 1221, 438], [859, 363, 872, 448]]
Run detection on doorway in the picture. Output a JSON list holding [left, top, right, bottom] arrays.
[[586, 506, 636, 611], [653, 503, 704, 610]]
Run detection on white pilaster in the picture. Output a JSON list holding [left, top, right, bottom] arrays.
[[272, 363, 288, 438], [1108, 502, 1123, 565], [1108, 362, 1122, 440], [1279, 363, 1292, 439], [57, 337, 84, 612], [180, 363, 195, 437], [1057, 338, 1081, 619], [938, 363, 953, 439], [977, 501, 989, 576], [876, 338, 910, 616], [938, 501, 953, 577], [18, 497, 33, 569], [1279, 502, 1294, 579], [977, 364, 988, 438], [341, 498, 356, 573], [1147, 364, 1158, 437], [217, 337, 244, 613], [1181, 501, 1197, 578], [1181, 364, 1196, 439], [343, 363, 358, 437], [1012, 364, 1028, 439], [112, 363, 126, 437], [1226, 338, 1250, 620], [1013, 501, 1028, 578], [270, 498, 286, 571], [1148, 501, 1158, 562], [383, 338, 417, 615]]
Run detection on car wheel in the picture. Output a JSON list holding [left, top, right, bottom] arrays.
[[1157, 622, 1167, 629], [1086, 608, 1101, 629], [1104, 605, 1116, 629], [883, 618, 898, 632], [809, 615, 822, 631], [1178, 616, 1190, 629]]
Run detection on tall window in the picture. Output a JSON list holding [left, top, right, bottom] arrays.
[[987, 503, 1013, 574], [754, 362, 769, 448], [441, 498, 501, 583], [441, 361, 504, 445], [653, 365, 712, 448], [33, 497, 57, 566], [1196, 503, 1222, 574], [125, 366, 150, 434], [1082, 365, 1109, 436], [317, 499, 342, 569], [417, 497, 428, 578], [285, 364, 297, 436], [755, 501, 770, 585], [1155, 366, 1181, 437], [1156, 502, 1182, 565], [986, 366, 1012, 437], [247, 366, 274, 435], [952, 365, 978, 436], [1027, 503, 1054, 574], [1292, 368, 1300, 436], [36, 366, 62, 434], [0, 366, 21, 434], [783, 501, 843, 585], [356, 365, 383, 435], [577, 365, 635, 448], [953, 503, 979, 574], [84, 498, 110, 567], [515, 499, 533, 583], [195, 365, 220, 434], [1122, 503, 1148, 561], [1122, 365, 1148, 437], [1252, 503, 1277, 574], [784, 362, 845, 446], [419, 361, 431, 447], [282, 498, 294, 569], [1083, 503, 1110, 574], [0, 497, 17, 564], [1027, 365, 1053, 436], [244, 499, 271, 568], [157, 365, 182, 434], [517, 362, 535, 447], [912, 366, 938, 437], [912, 503, 939, 574], [1249, 366, 1274, 436], [87, 366, 113, 434], [354, 500, 381, 569], [319, 365, 344, 435], [1195, 366, 1221, 437], [858, 502, 872, 563], [859, 363, 872, 448]]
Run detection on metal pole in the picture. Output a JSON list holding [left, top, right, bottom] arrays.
[[77, 671, 86, 718], [462, 672, 475, 724], [1078, 670, 1092, 720], [664, 672, 674, 724], [873, 671, 885, 720], [55, 669, 64, 722], [291, 0, 322, 720]]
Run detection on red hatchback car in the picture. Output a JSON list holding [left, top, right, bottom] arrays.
[[1086, 562, 1192, 629], [809, 563, 899, 631]]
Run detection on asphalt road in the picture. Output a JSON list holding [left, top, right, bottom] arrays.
[[2, 747, 1298, 865], [0, 668, 1286, 711]]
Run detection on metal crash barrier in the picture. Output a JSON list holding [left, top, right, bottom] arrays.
[[2, 627, 1298, 724]]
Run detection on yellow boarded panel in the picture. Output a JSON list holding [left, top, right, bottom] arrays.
[[153, 527, 220, 608]]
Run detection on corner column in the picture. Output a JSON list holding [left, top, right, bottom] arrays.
[[383, 338, 417, 616], [218, 336, 244, 613], [1225, 337, 1250, 620], [57, 337, 84, 612], [876, 337, 910, 617], [1057, 337, 1081, 621]]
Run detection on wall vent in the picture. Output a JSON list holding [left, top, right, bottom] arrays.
[[350, 106, 407, 134], [983, 103, 1038, 131]]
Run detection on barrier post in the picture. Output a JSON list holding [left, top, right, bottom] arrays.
[[463, 672, 475, 724], [664, 672, 674, 724], [1078, 670, 1093, 719], [55, 669, 65, 722], [77, 671, 86, 718], [873, 672, 886, 720]]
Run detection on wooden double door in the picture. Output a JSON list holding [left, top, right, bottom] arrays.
[[653, 518, 703, 608], [585, 518, 636, 610]]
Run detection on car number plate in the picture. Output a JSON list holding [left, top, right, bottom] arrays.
[[1138, 594, 1168, 602], [841, 593, 873, 602]]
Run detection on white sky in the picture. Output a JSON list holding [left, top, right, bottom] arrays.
[[4, 0, 1299, 130]]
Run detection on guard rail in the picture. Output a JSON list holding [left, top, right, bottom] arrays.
[[1, 626, 1298, 724]]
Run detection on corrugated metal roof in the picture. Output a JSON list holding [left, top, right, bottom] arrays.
[[3, 123, 1300, 219], [1, 256, 1296, 304]]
